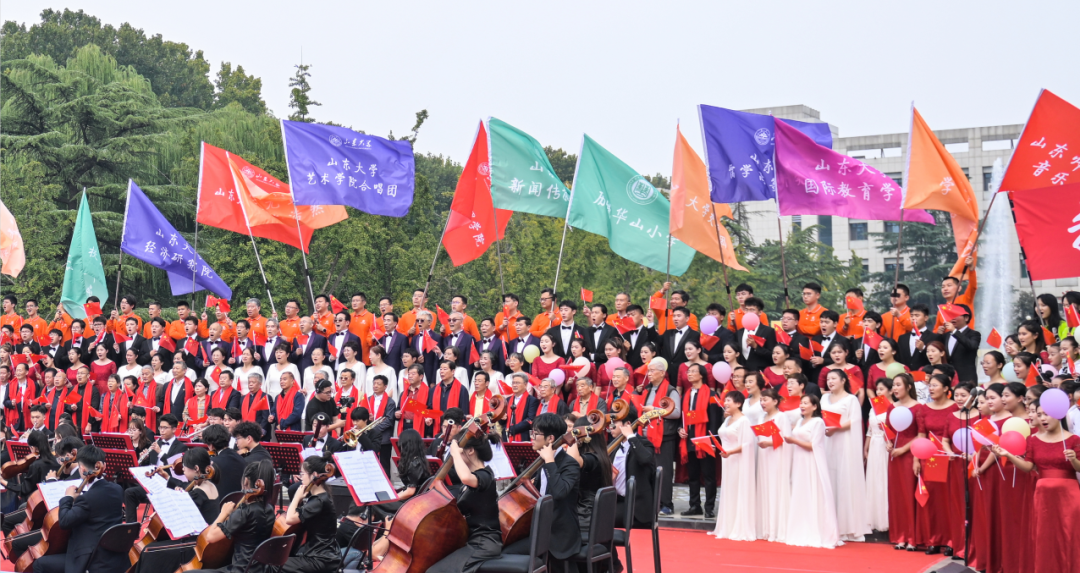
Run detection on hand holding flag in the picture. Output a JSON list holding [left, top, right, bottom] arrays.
[[751, 419, 783, 448], [690, 435, 716, 457], [580, 288, 593, 303], [822, 409, 843, 428]]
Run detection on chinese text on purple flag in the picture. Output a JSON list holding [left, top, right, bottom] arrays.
[[282, 120, 415, 217]]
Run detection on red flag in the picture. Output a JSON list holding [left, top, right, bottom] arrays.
[[30, 354, 47, 364], [649, 295, 667, 313], [401, 398, 426, 416], [911, 370, 927, 382], [371, 324, 386, 342], [845, 294, 864, 312], [35, 334, 51, 347], [822, 409, 842, 428], [34, 395, 48, 405], [528, 375, 543, 387], [114, 331, 130, 344], [83, 301, 102, 316], [297, 334, 310, 346], [1067, 306, 1080, 329], [614, 315, 635, 335], [972, 418, 1000, 445], [775, 330, 792, 345], [870, 395, 890, 417], [1068, 354, 1077, 377], [624, 392, 645, 410], [328, 342, 338, 360], [497, 379, 513, 395], [442, 122, 511, 266], [330, 295, 346, 314], [188, 415, 208, 426], [709, 435, 726, 456], [87, 406, 102, 419], [422, 331, 438, 353], [799, 344, 814, 361], [134, 392, 153, 408], [256, 394, 270, 412], [699, 332, 719, 351], [1042, 327, 1056, 346], [158, 336, 176, 353], [915, 476, 930, 507], [780, 395, 801, 412], [469, 344, 480, 365], [999, 90, 1080, 195], [810, 340, 824, 354], [749, 334, 766, 347], [1024, 363, 1040, 387], [421, 408, 444, 419], [683, 409, 707, 425], [10, 354, 29, 368], [184, 338, 200, 355], [435, 305, 451, 332], [937, 304, 965, 324], [580, 288, 593, 303], [863, 329, 884, 351], [690, 436, 716, 456], [206, 295, 231, 313], [1010, 183, 1080, 281], [558, 363, 589, 375], [986, 328, 1002, 349], [252, 332, 266, 347], [64, 392, 82, 405], [751, 420, 783, 448]]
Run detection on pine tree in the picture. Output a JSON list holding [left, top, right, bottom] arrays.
[[287, 63, 320, 123]]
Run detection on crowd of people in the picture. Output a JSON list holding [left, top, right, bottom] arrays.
[[1, 261, 1079, 573]]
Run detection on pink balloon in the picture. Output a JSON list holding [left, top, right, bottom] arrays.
[[549, 369, 566, 385], [604, 358, 626, 377], [1000, 431, 1026, 456], [910, 437, 937, 460], [741, 312, 760, 331], [712, 362, 732, 384]]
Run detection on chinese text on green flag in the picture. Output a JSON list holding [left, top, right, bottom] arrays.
[[61, 192, 109, 318], [488, 117, 571, 218]]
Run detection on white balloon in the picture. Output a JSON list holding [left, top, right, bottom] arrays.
[[889, 406, 913, 432], [1002, 363, 1019, 382]]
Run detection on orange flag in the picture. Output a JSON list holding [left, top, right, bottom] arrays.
[[670, 126, 746, 271], [902, 107, 980, 278], [0, 200, 26, 277]]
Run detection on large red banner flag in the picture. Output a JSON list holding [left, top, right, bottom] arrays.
[[443, 122, 511, 266], [1011, 182, 1080, 281], [1000, 90, 1080, 194]]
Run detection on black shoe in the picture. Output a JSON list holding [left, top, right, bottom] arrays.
[[703, 508, 715, 519], [925, 546, 941, 555], [943, 547, 954, 557], [680, 507, 703, 516]]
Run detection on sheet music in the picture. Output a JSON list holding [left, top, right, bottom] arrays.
[[301, 447, 323, 459], [147, 489, 207, 538], [485, 443, 516, 480], [130, 465, 171, 495], [334, 450, 397, 504], [37, 479, 79, 510]]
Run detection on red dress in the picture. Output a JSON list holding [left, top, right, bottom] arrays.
[[676, 361, 716, 393], [967, 416, 991, 572], [867, 362, 908, 387], [90, 361, 117, 395], [943, 413, 978, 562], [818, 364, 865, 394], [915, 403, 960, 548], [1026, 434, 1080, 573], [887, 402, 925, 546], [530, 356, 565, 383], [760, 367, 787, 393], [987, 416, 1017, 573]]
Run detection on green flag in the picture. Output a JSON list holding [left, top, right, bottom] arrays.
[[568, 135, 695, 275], [488, 117, 571, 218], [60, 192, 109, 319]]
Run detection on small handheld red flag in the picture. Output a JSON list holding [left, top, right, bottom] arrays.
[[709, 435, 726, 456], [497, 379, 513, 395], [683, 409, 707, 425], [297, 334, 310, 346], [114, 331, 130, 344], [810, 340, 824, 354], [863, 329, 884, 351], [779, 395, 801, 412], [252, 333, 266, 347], [822, 409, 842, 428], [751, 419, 783, 448], [64, 392, 82, 405], [915, 476, 930, 507], [1067, 305, 1080, 328], [985, 328, 1002, 349], [580, 288, 593, 303], [421, 408, 444, 419], [1024, 363, 1040, 387], [775, 330, 792, 345], [1042, 327, 1056, 346], [87, 406, 102, 419], [435, 305, 451, 332], [845, 294, 864, 312], [910, 370, 927, 382], [30, 353, 47, 364], [690, 435, 716, 456], [83, 301, 102, 316], [971, 418, 1000, 445], [330, 295, 346, 314], [749, 334, 766, 347], [937, 304, 964, 324], [1068, 354, 1077, 377], [184, 338, 200, 355], [799, 344, 814, 361], [422, 331, 438, 353], [328, 342, 338, 359], [614, 315, 635, 334], [10, 354, 29, 368], [870, 394, 890, 417], [371, 324, 386, 342], [649, 295, 667, 313], [36, 334, 51, 347], [159, 336, 176, 353], [699, 332, 719, 351], [469, 344, 480, 365]]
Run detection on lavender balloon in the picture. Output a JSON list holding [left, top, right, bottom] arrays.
[[700, 315, 720, 336], [1040, 387, 1070, 419], [951, 427, 975, 455]]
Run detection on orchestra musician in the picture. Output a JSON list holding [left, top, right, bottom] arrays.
[[2, 434, 77, 559], [608, 401, 658, 573], [203, 423, 246, 497], [369, 428, 430, 523], [183, 460, 276, 573], [124, 414, 188, 523], [0, 430, 58, 535], [572, 416, 614, 530], [280, 454, 342, 573], [233, 420, 273, 466]]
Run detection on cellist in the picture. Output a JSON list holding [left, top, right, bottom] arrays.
[[183, 460, 276, 573], [279, 453, 341, 573], [0, 430, 58, 533]]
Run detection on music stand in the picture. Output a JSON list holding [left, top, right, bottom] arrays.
[[7, 441, 30, 461], [89, 433, 134, 451], [185, 443, 209, 452], [102, 449, 139, 483], [263, 442, 304, 513], [503, 442, 539, 474], [392, 455, 443, 475], [275, 430, 311, 444]]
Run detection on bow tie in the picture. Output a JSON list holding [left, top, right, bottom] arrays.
[[562, 326, 572, 331], [483, 338, 491, 344]]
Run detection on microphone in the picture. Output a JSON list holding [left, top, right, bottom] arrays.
[[964, 387, 982, 411]]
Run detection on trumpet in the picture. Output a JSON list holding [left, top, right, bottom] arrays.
[[343, 416, 385, 447]]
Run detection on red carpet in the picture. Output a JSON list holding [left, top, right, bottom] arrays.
[[622, 529, 944, 573]]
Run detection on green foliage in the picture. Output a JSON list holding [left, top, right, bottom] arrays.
[[213, 62, 266, 115], [287, 63, 320, 122], [543, 146, 577, 185], [865, 211, 965, 311]]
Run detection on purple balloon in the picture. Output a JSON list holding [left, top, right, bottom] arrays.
[[700, 315, 720, 336], [712, 362, 732, 384], [1040, 387, 1070, 419], [549, 369, 566, 385], [951, 427, 974, 455]]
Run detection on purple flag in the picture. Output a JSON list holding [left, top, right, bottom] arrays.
[[774, 121, 934, 224], [282, 120, 415, 217], [699, 105, 834, 204]]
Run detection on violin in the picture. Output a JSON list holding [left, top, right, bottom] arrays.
[[16, 462, 104, 572], [145, 455, 184, 480], [372, 395, 506, 573], [273, 463, 335, 541], [497, 408, 608, 546], [606, 397, 676, 456], [129, 467, 217, 565], [176, 479, 264, 571], [1, 452, 39, 480]]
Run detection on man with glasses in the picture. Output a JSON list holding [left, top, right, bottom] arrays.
[[447, 294, 481, 341], [273, 298, 304, 343], [311, 294, 337, 338], [881, 283, 913, 339], [642, 357, 681, 515], [293, 316, 328, 373], [530, 288, 562, 338], [410, 311, 442, 384], [441, 311, 477, 378], [327, 311, 361, 369]]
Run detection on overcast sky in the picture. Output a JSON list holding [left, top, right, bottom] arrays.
[[6, 1, 1079, 174]]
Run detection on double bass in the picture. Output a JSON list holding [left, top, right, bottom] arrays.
[[496, 408, 608, 546], [373, 395, 507, 573], [175, 479, 264, 572], [14, 461, 105, 572], [129, 466, 216, 565]]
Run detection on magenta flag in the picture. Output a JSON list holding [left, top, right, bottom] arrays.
[[774, 120, 934, 224]]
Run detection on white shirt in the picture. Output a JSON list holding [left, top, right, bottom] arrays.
[[909, 328, 926, 356], [156, 438, 175, 466], [169, 378, 186, 404], [560, 325, 574, 353], [266, 363, 301, 398], [949, 326, 968, 354], [330, 333, 349, 361], [630, 327, 643, 349], [303, 365, 336, 396], [613, 441, 629, 496], [673, 327, 687, 351], [740, 327, 758, 359]]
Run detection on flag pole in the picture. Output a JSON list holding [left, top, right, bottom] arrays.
[[279, 119, 316, 311], [193, 143, 205, 298], [422, 211, 452, 307], [709, 203, 736, 316], [491, 202, 507, 296], [776, 213, 790, 309], [226, 152, 276, 316], [892, 101, 915, 328], [115, 184, 131, 311], [553, 136, 584, 295]]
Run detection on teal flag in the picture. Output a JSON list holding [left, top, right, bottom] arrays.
[[568, 135, 695, 275], [61, 192, 109, 319], [488, 117, 571, 218]]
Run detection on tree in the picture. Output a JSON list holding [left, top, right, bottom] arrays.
[[287, 63, 320, 122], [543, 146, 577, 185], [213, 62, 266, 115]]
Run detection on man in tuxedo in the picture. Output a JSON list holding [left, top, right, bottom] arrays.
[[200, 322, 231, 369], [233, 420, 274, 467], [123, 415, 188, 522], [546, 300, 585, 358], [326, 311, 361, 368], [409, 311, 442, 385], [115, 317, 145, 366], [14, 324, 41, 356], [504, 372, 537, 441], [41, 328, 66, 368], [202, 424, 244, 497], [584, 303, 619, 365], [810, 310, 853, 382], [292, 316, 328, 373], [136, 317, 174, 369], [175, 316, 206, 373], [659, 307, 700, 384], [855, 311, 884, 376], [736, 297, 777, 372], [33, 445, 128, 573], [441, 312, 476, 377], [380, 313, 407, 373], [897, 304, 942, 370], [504, 412, 582, 565], [259, 318, 289, 370], [777, 308, 812, 372], [946, 304, 982, 383], [475, 317, 507, 375], [502, 316, 536, 373], [624, 305, 659, 369]]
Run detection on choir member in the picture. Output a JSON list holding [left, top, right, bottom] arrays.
[[365, 374, 395, 475], [625, 305, 660, 369], [678, 339, 715, 392], [394, 364, 429, 437], [762, 344, 790, 391], [568, 377, 606, 419], [334, 341, 366, 390], [742, 371, 766, 426], [797, 283, 827, 338], [838, 288, 866, 339], [641, 357, 680, 515], [494, 293, 523, 343], [821, 369, 870, 542], [887, 373, 923, 551], [534, 378, 567, 417], [365, 345, 396, 398], [272, 372, 305, 432], [211, 370, 242, 411], [593, 337, 626, 396], [183, 378, 212, 430], [504, 316, 537, 371], [809, 311, 849, 382], [755, 387, 792, 542], [784, 394, 840, 548], [709, 390, 756, 541], [864, 378, 891, 533], [472, 351, 504, 395], [659, 306, 699, 383], [867, 339, 908, 394], [941, 382, 977, 563], [504, 372, 536, 441], [441, 347, 471, 392], [897, 304, 938, 370], [914, 374, 958, 555], [395, 348, 422, 398], [442, 312, 477, 379], [819, 343, 865, 403], [428, 431, 503, 573], [584, 303, 619, 365], [304, 379, 341, 434], [566, 338, 593, 393], [89, 342, 116, 394]]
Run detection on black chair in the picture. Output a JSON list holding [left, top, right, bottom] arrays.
[[85, 522, 141, 573], [220, 490, 245, 507], [612, 476, 636, 573], [565, 487, 616, 573], [478, 495, 553, 573], [651, 466, 662, 573], [340, 521, 377, 573], [243, 534, 295, 573]]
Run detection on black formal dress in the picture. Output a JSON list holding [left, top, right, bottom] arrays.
[[429, 466, 502, 573], [281, 491, 341, 573], [186, 500, 275, 573]]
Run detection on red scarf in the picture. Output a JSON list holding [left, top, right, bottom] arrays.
[[640, 379, 670, 450], [162, 378, 194, 417], [571, 393, 599, 415], [76, 382, 95, 430], [101, 390, 127, 433], [396, 383, 430, 435], [276, 386, 298, 426], [508, 393, 530, 439], [185, 395, 208, 426], [430, 380, 464, 427], [337, 384, 362, 430], [535, 394, 561, 417], [6, 378, 36, 429], [242, 390, 269, 422], [212, 386, 234, 410], [44, 385, 69, 429], [367, 393, 389, 421], [469, 389, 493, 418], [134, 381, 157, 430]]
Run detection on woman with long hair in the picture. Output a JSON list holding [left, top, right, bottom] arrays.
[[572, 416, 614, 530], [914, 374, 958, 556], [205, 347, 232, 392], [472, 351, 504, 396], [194, 460, 276, 573], [128, 418, 154, 460], [636, 342, 661, 389], [116, 347, 142, 383], [90, 342, 116, 394], [821, 369, 869, 542], [783, 394, 839, 548], [864, 378, 892, 534], [566, 338, 593, 402], [756, 387, 792, 542], [369, 428, 432, 523], [594, 337, 627, 398], [1017, 320, 1047, 357], [1003, 334, 1021, 360], [335, 341, 366, 390], [974, 382, 1025, 573], [762, 344, 791, 391], [65, 347, 84, 385], [1036, 293, 1065, 341], [530, 333, 565, 384], [0, 429, 58, 505], [867, 339, 908, 396], [942, 383, 978, 564], [888, 373, 923, 550], [678, 339, 714, 392], [742, 371, 766, 426], [364, 345, 396, 398], [281, 453, 341, 573], [710, 390, 757, 541], [819, 343, 866, 402]]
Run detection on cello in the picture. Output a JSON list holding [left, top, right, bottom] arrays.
[[14, 461, 105, 572], [129, 466, 216, 565], [372, 395, 507, 573], [496, 408, 608, 546], [175, 479, 264, 572]]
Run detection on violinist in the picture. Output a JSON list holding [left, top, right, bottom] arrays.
[[0, 430, 58, 537], [131, 448, 220, 573], [51, 436, 83, 480], [503, 412, 582, 566], [233, 420, 273, 467], [128, 418, 154, 461], [32, 444, 129, 573], [571, 416, 614, 530], [183, 460, 276, 573], [202, 424, 245, 497], [124, 414, 188, 523], [280, 454, 341, 573], [428, 430, 504, 573]]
